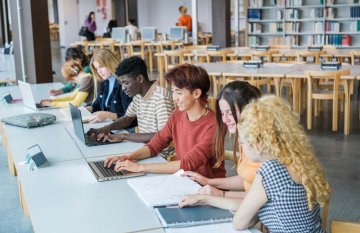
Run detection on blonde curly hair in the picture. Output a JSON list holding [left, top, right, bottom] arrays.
[[238, 95, 331, 210], [61, 60, 82, 81]]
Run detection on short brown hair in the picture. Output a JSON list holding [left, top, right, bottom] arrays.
[[165, 64, 210, 106]]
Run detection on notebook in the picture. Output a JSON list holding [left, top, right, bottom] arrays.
[[61, 106, 93, 122], [18, 80, 58, 111], [155, 205, 233, 228], [164, 222, 252, 233], [127, 170, 201, 207]]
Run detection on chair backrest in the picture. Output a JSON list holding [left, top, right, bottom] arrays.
[[163, 50, 187, 72], [297, 50, 324, 63], [129, 40, 145, 59], [331, 220, 360, 233], [206, 49, 232, 62], [306, 69, 350, 98], [251, 51, 272, 62], [351, 52, 360, 65]]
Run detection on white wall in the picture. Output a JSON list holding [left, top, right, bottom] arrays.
[[48, 0, 55, 23], [58, 0, 112, 47], [137, 0, 212, 34]]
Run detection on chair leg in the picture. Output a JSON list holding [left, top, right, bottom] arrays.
[[307, 96, 312, 130], [340, 98, 344, 113], [332, 99, 338, 131], [315, 100, 319, 117]]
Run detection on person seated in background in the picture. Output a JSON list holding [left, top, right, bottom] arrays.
[[87, 56, 174, 142], [40, 60, 94, 108], [49, 47, 91, 96], [180, 96, 331, 233], [125, 19, 139, 41], [103, 20, 118, 38], [178, 5, 192, 37], [103, 64, 226, 179], [86, 49, 134, 125], [184, 81, 262, 198]]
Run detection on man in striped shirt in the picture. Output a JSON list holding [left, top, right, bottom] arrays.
[[87, 56, 174, 143]]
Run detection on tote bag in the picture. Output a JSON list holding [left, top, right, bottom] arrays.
[[78, 26, 88, 36]]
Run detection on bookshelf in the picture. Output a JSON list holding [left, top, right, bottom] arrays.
[[246, 0, 360, 48]]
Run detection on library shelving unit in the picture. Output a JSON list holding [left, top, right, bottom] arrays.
[[246, 0, 360, 48]]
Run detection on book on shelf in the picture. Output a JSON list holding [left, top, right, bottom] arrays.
[[127, 170, 201, 207], [286, 9, 299, 20], [249, 0, 263, 8], [155, 205, 233, 228], [248, 9, 262, 20], [286, 0, 303, 7], [249, 23, 262, 33]]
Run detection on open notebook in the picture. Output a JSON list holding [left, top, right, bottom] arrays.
[[61, 106, 93, 122], [155, 205, 233, 228], [127, 170, 200, 207], [164, 222, 253, 233]]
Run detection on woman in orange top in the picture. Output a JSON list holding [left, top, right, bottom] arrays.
[[183, 81, 261, 198], [178, 6, 192, 35]]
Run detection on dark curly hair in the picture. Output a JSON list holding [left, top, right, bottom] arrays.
[[115, 56, 149, 80], [65, 47, 89, 68], [165, 64, 210, 106]]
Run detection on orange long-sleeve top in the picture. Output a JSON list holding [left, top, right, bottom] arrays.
[[237, 146, 261, 191], [178, 14, 192, 31], [146, 109, 226, 178]]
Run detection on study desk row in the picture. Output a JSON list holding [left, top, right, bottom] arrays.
[[194, 62, 360, 135], [0, 83, 260, 233]]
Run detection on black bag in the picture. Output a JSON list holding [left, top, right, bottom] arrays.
[[78, 26, 88, 36]]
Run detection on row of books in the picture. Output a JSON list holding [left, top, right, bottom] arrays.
[[325, 22, 340, 32], [285, 9, 300, 19], [313, 22, 324, 33], [248, 9, 262, 20], [285, 35, 300, 46], [349, 20, 360, 31], [286, 0, 303, 6], [285, 22, 301, 32], [325, 34, 351, 46], [270, 23, 284, 33], [248, 23, 262, 33], [350, 6, 360, 18], [248, 36, 261, 47]]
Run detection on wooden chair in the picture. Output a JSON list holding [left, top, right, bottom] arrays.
[[331, 220, 360, 233], [351, 51, 360, 65], [163, 50, 186, 73], [251, 51, 273, 62], [128, 40, 152, 71], [297, 50, 323, 63], [306, 69, 350, 132], [206, 50, 232, 63]]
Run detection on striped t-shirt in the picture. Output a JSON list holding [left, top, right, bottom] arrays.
[[125, 81, 174, 133]]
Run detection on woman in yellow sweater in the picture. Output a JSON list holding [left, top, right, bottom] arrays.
[[183, 81, 261, 198], [40, 60, 94, 108]]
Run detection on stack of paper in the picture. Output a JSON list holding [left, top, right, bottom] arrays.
[[61, 106, 93, 122], [127, 170, 201, 207], [165, 223, 253, 233]]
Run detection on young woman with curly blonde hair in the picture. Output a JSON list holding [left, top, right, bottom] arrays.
[[180, 95, 331, 233]]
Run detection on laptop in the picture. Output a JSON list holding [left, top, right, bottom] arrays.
[[68, 127, 145, 182], [69, 103, 121, 147], [18, 80, 57, 110]]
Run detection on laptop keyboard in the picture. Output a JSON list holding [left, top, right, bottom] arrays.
[[93, 161, 124, 177]]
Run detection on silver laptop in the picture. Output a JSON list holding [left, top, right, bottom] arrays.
[[18, 80, 56, 110], [67, 120, 145, 182], [69, 103, 122, 147]]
